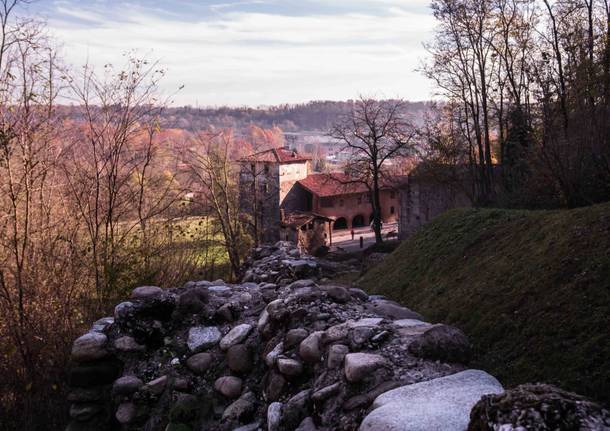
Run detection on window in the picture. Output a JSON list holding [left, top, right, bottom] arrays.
[[391, 206, 395, 214], [250, 163, 256, 173], [339, 199, 344, 207], [321, 197, 334, 208]]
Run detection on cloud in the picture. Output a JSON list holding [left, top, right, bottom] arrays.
[[31, 0, 436, 106]]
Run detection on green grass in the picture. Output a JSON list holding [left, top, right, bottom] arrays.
[[358, 204, 610, 403]]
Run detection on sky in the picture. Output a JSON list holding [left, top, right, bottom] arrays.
[[23, 0, 437, 107]]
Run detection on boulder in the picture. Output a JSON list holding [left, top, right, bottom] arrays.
[[327, 344, 349, 369], [114, 336, 145, 353], [365, 299, 423, 320], [131, 285, 163, 299], [265, 342, 284, 367], [299, 331, 324, 363], [115, 402, 137, 425], [277, 358, 303, 377], [227, 344, 253, 373], [220, 324, 253, 351], [185, 352, 213, 375], [408, 324, 471, 364], [468, 383, 610, 431], [222, 391, 257, 422], [112, 375, 143, 396], [344, 353, 387, 383], [71, 332, 108, 362], [284, 328, 309, 349], [359, 370, 503, 431], [145, 375, 168, 395], [267, 402, 283, 431], [214, 376, 243, 398], [187, 326, 221, 352]]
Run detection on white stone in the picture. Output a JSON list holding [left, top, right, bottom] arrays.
[[187, 326, 221, 352], [220, 324, 253, 351], [344, 352, 387, 383], [359, 370, 504, 431]]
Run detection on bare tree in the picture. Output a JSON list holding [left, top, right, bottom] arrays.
[[187, 130, 249, 279], [330, 98, 414, 244]]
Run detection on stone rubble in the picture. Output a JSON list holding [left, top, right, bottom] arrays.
[[65, 241, 604, 431]]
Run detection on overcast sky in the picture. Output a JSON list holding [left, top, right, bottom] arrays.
[[24, 0, 437, 107]]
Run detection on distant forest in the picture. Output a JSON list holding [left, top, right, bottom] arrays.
[[57, 100, 433, 132]]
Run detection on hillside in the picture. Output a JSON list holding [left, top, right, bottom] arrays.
[[358, 204, 610, 404]]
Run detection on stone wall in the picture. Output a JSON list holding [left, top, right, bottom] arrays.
[[398, 176, 472, 240], [65, 242, 609, 431]]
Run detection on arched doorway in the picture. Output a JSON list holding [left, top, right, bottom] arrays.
[[352, 214, 365, 228], [333, 217, 348, 230]]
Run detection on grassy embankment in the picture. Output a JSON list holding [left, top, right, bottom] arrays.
[[358, 204, 610, 403]]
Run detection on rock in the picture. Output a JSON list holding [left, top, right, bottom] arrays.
[[324, 323, 350, 343], [408, 324, 471, 364], [145, 375, 168, 395], [185, 352, 214, 375], [344, 353, 387, 383], [112, 375, 143, 396], [312, 382, 342, 403], [187, 326, 221, 352], [114, 336, 145, 353], [220, 324, 253, 350], [169, 393, 199, 422], [276, 358, 303, 377], [222, 391, 257, 422], [296, 417, 317, 431], [265, 371, 286, 401], [299, 331, 324, 363], [349, 326, 375, 347], [393, 319, 429, 328], [131, 285, 163, 299], [227, 344, 253, 373], [323, 285, 351, 303], [234, 422, 261, 431], [71, 332, 108, 362], [265, 342, 284, 367], [287, 279, 316, 289], [176, 287, 208, 314], [257, 309, 270, 332], [266, 299, 286, 321], [214, 376, 243, 398], [282, 389, 312, 429], [216, 302, 238, 322], [327, 344, 349, 369], [366, 300, 423, 320], [360, 370, 503, 431], [468, 383, 610, 431], [267, 402, 283, 431], [343, 381, 401, 410], [349, 288, 369, 301], [69, 403, 103, 421], [284, 328, 309, 349], [91, 317, 114, 333], [116, 402, 137, 425]]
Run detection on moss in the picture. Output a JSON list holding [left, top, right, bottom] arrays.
[[358, 203, 610, 403]]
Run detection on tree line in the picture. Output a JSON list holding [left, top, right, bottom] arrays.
[[421, 0, 610, 207]]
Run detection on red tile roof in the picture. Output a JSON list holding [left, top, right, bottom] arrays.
[[239, 147, 311, 164], [298, 173, 399, 197], [297, 173, 369, 197]]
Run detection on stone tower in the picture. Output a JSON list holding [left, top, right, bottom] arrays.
[[238, 147, 311, 244]]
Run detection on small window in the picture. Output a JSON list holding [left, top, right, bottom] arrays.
[[250, 163, 256, 173], [390, 206, 395, 214], [321, 197, 334, 208]]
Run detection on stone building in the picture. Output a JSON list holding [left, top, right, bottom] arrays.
[[398, 171, 472, 239], [238, 147, 312, 244], [238, 147, 400, 249]]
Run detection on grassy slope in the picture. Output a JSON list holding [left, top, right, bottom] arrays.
[[358, 204, 610, 403]]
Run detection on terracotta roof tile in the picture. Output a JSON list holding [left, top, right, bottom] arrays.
[[239, 147, 311, 164]]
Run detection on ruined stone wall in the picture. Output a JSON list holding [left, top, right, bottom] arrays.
[[65, 243, 609, 431], [398, 178, 472, 240]]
